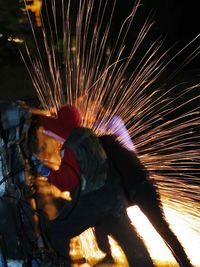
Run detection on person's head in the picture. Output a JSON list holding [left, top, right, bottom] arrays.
[[38, 105, 82, 141]]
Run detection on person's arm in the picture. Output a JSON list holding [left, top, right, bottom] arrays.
[[32, 148, 80, 192], [48, 148, 80, 191]]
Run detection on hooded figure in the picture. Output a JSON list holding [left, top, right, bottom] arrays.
[[38, 105, 82, 142], [32, 104, 155, 267]]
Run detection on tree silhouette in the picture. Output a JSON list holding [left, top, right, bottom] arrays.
[[0, 0, 25, 63]]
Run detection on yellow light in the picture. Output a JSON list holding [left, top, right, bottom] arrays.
[[164, 207, 200, 267], [8, 37, 24, 43], [127, 206, 200, 266], [25, 0, 42, 27], [127, 206, 176, 263]]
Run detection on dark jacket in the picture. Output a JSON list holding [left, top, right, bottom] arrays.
[[99, 134, 150, 205]]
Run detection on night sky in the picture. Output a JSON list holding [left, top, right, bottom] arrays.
[[117, 1, 200, 44], [93, 0, 200, 69], [45, 0, 200, 51]]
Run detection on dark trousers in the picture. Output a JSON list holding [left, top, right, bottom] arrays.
[[47, 177, 154, 267], [135, 180, 193, 267], [94, 225, 112, 256]]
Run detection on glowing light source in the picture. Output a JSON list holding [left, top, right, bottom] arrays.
[[127, 206, 176, 263], [25, 0, 42, 27]]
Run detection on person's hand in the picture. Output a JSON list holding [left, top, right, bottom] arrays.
[[31, 154, 51, 177]]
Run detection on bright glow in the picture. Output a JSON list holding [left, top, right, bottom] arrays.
[[164, 207, 200, 267], [127, 206, 200, 266], [60, 190, 71, 201], [0, 35, 24, 43], [79, 228, 105, 262], [127, 206, 176, 263], [25, 0, 42, 27]]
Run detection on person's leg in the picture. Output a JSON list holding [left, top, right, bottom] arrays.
[[94, 225, 112, 257], [47, 230, 71, 267], [47, 176, 149, 265], [136, 180, 193, 267], [101, 210, 155, 267], [45, 188, 109, 262], [93, 225, 115, 265]]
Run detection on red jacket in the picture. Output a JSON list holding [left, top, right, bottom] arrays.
[[48, 148, 80, 191], [38, 105, 82, 192]]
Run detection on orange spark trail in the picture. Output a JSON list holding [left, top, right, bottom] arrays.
[[22, 0, 200, 265]]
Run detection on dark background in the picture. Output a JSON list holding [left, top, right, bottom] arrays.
[[0, 0, 200, 102], [124, 1, 200, 46]]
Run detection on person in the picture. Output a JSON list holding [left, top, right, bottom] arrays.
[[93, 114, 193, 267], [31, 104, 154, 267], [98, 133, 194, 267]]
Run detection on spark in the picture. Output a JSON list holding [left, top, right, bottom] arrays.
[[22, 0, 200, 265]]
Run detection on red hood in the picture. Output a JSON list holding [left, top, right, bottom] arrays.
[[38, 105, 82, 140]]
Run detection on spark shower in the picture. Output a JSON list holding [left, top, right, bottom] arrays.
[[22, 0, 200, 265]]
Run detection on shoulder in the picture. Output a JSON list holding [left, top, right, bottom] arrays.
[[65, 127, 95, 145], [62, 146, 78, 162]]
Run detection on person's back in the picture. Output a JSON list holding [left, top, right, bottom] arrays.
[[62, 127, 108, 195]]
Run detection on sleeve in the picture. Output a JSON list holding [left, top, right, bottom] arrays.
[[48, 148, 81, 192]]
